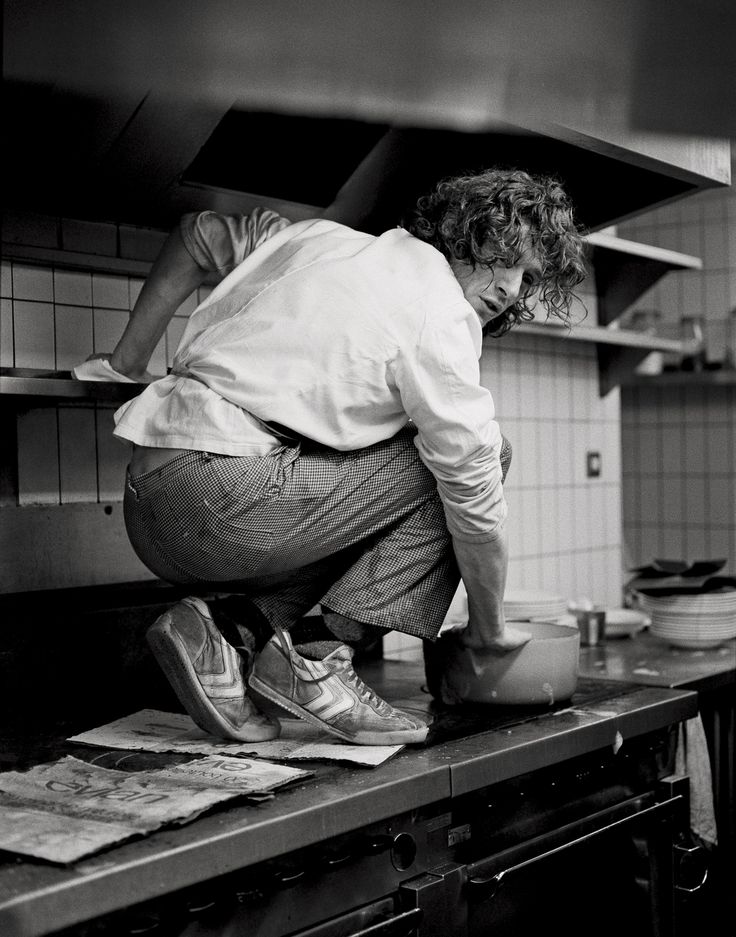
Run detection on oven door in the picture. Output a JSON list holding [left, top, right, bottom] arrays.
[[279, 897, 421, 937], [463, 777, 707, 937]]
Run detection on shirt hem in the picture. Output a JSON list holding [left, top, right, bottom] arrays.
[[112, 429, 279, 458]]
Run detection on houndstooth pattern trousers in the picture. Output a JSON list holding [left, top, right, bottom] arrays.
[[124, 427, 511, 641]]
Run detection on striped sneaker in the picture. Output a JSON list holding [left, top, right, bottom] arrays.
[[147, 597, 280, 742], [248, 631, 428, 746]]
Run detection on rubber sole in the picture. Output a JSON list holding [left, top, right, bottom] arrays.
[[248, 673, 428, 746], [147, 613, 280, 742]]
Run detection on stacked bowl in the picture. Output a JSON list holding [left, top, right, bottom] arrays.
[[503, 590, 569, 621], [640, 590, 736, 649]]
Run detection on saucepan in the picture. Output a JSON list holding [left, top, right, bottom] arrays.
[[424, 621, 580, 706]]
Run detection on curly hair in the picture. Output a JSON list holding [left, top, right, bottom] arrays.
[[406, 168, 588, 334]]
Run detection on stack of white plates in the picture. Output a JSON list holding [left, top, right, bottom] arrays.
[[640, 591, 736, 648], [503, 590, 569, 621], [531, 613, 579, 628]]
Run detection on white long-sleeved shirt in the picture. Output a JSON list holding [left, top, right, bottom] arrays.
[[114, 210, 507, 543]]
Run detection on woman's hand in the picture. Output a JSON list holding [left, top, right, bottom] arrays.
[[86, 352, 155, 383], [459, 623, 532, 654]]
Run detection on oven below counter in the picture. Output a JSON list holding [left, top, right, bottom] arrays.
[[0, 660, 698, 937]]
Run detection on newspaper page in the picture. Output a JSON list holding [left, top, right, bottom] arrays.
[[0, 753, 310, 864], [69, 709, 403, 767]]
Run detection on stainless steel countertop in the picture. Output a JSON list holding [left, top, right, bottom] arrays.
[[578, 632, 736, 692], [0, 657, 698, 937]]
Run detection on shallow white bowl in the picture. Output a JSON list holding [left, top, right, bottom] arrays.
[[436, 621, 580, 706], [605, 608, 650, 639], [650, 631, 733, 650]]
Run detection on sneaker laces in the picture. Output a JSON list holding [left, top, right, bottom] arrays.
[[336, 659, 395, 715], [274, 623, 398, 717]]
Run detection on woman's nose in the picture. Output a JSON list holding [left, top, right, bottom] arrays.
[[496, 267, 524, 305]]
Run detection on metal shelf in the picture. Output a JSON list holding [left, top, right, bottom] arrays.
[[585, 231, 702, 269], [515, 321, 696, 352], [513, 322, 700, 396], [0, 244, 154, 278], [622, 369, 736, 388], [0, 368, 143, 402], [513, 233, 705, 394], [584, 232, 702, 327]]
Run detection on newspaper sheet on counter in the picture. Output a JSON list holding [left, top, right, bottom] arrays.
[[0, 754, 311, 864], [68, 709, 403, 767]]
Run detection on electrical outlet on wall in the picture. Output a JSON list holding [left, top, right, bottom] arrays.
[[586, 451, 602, 478]]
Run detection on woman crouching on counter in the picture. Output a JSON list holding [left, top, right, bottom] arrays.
[[90, 165, 586, 746]]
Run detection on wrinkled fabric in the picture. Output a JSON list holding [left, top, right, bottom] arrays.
[[115, 210, 506, 541], [123, 430, 459, 639], [675, 715, 718, 846]]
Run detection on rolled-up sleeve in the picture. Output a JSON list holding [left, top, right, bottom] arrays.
[[179, 209, 292, 277], [392, 299, 506, 543]]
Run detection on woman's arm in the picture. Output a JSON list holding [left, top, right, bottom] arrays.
[[108, 227, 207, 380], [104, 131, 406, 380], [453, 531, 531, 652], [104, 134, 404, 380]]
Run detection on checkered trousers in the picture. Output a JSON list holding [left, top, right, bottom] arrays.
[[124, 429, 512, 641]]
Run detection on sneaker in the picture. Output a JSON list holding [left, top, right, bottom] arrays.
[[147, 597, 280, 742], [248, 631, 428, 745]]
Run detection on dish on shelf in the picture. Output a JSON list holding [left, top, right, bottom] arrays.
[[639, 591, 736, 613], [649, 629, 736, 650], [530, 613, 578, 628], [641, 590, 736, 649], [503, 590, 569, 621], [604, 608, 650, 639]]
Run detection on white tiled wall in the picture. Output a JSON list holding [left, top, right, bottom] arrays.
[[0, 262, 176, 377], [482, 335, 622, 600], [617, 160, 736, 577], [1, 257, 211, 506], [621, 383, 736, 575]]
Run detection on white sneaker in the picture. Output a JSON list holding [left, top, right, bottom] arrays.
[[249, 632, 428, 745], [147, 597, 280, 742]]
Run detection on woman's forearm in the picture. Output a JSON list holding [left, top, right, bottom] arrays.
[[453, 529, 530, 651], [111, 228, 207, 379]]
